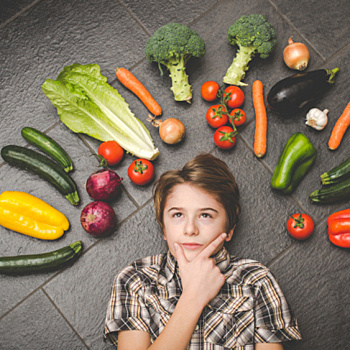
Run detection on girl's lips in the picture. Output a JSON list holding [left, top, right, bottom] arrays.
[[181, 243, 203, 250]]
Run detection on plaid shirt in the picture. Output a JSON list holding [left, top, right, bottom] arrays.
[[104, 247, 301, 349]]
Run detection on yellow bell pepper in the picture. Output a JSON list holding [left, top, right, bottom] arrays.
[[0, 191, 69, 240]]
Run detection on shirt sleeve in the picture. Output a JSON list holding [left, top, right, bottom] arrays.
[[254, 270, 302, 343], [104, 265, 151, 346]]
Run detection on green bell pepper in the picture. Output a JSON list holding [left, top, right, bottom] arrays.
[[271, 133, 317, 194]]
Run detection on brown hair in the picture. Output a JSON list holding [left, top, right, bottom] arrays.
[[153, 153, 241, 232]]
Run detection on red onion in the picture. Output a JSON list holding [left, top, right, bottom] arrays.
[[85, 169, 123, 201], [80, 201, 117, 237]]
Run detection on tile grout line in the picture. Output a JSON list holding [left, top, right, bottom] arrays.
[[41, 288, 91, 350], [0, 0, 42, 30], [117, 0, 152, 37]]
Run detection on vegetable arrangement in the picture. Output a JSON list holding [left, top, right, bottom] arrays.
[[1, 13, 350, 279]]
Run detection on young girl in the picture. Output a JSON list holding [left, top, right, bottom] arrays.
[[104, 153, 302, 349]]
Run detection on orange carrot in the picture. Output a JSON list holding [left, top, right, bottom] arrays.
[[253, 80, 267, 158], [116, 67, 162, 116], [328, 101, 350, 150]]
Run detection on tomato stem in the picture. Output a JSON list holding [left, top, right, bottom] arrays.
[[134, 160, 148, 174], [291, 214, 305, 228]]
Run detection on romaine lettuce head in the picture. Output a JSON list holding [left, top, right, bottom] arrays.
[[41, 63, 159, 160]]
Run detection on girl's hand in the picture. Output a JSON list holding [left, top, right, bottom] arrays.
[[174, 233, 227, 309]]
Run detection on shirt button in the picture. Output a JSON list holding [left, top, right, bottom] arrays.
[[195, 325, 199, 331]]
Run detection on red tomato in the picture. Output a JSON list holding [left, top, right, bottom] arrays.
[[98, 141, 124, 166], [229, 108, 247, 127], [287, 213, 314, 240], [224, 86, 245, 109], [128, 159, 155, 186], [213, 126, 237, 150], [206, 104, 228, 128], [201, 81, 220, 102]]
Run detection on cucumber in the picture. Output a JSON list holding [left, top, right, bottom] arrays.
[[320, 156, 350, 185], [310, 177, 350, 203], [0, 241, 82, 275], [21, 127, 74, 172], [1, 145, 79, 205]]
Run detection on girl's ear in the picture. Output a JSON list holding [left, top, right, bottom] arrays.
[[225, 225, 236, 242]]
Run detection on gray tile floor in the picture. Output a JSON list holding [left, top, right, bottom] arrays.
[[1, 0, 349, 349]]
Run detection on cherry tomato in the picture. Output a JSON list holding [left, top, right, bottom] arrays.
[[98, 141, 124, 166], [201, 81, 220, 102], [224, 86, 245, 109], [287, 213, 314, 240], [128, 159, 155, 186], [229, 108, 247, 127], [206, 104, 228, 128], [213, 126, 237, 150]]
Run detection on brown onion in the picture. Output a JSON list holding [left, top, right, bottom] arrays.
[[283, 36, 310, 71], [148, 115, 185, 144]]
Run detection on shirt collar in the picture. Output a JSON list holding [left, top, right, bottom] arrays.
[[163, 246, 231, 283]]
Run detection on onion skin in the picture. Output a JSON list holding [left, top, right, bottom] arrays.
[[85, 169, 123, 201], [80, 201, 117, 237], [283, 37, 310, 71], [159, 118, 185, 144]]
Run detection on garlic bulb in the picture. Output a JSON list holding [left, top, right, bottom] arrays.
[[305, 108, 329, 130]]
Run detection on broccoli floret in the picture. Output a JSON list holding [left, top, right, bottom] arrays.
[[223, 14, 278, 86], [145, 22, 205, 103]]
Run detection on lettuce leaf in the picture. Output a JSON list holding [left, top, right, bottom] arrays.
[[41, 63, 159, 160]]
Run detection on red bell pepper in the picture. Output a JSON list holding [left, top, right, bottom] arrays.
[[327, 209, 350, 248]]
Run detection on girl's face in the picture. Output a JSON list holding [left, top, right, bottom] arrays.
[[162, 183, 234, 262]]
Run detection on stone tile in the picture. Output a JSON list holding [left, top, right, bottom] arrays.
[[270, 0, 350, 60], [0, 289, 87, 350], [0, 0, 149, 150], [44, 202, 167, 350], [268, 212, 350, 349], [121, 0, 221, 34]]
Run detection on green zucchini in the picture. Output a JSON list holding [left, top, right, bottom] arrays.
[[21, 127, 74, 172], [0, 241, 82, 275], [1, 145, 79, 205], [320, 156, 350, 185], [310, 177, 350, 203]]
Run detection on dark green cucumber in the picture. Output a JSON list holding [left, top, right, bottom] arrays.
[[1, 145, 79, 205], [320, 156, 350, 185], [0, 241, 82, 275], [21, 127, 74, 172], [310, 177, 350, 203]]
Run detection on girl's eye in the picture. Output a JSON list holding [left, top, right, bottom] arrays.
[[201, 213, 212, 218], [173, 212, 183, 218]]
